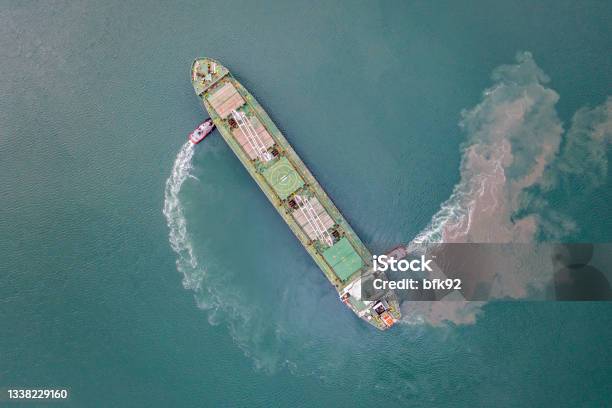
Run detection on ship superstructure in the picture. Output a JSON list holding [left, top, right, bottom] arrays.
[[191, 58, 400, 330]]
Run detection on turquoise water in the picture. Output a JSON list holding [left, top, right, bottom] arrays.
[[1, 1, 611, 406]]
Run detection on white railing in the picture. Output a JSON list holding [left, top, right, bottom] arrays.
[[295, 196, 333, 246], [231, 110, 272, 161]]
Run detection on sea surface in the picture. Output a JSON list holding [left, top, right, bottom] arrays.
[[1, 1, 612, 406]]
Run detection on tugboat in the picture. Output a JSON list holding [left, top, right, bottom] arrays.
[[189, 119, 215, 144]]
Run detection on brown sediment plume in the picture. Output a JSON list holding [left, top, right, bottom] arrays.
[[402, 53, 611, 326]]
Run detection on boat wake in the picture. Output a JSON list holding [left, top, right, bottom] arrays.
[[401, 52, 612, 326], [163, 142, 205, 291], [162, 141, 291, 371]]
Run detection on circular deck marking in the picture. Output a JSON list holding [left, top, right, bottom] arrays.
[[269, 161, 302, 198]]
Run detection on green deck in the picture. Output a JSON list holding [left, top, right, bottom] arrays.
[[262, 157, 304, 199], [322, 238, 364, 281]]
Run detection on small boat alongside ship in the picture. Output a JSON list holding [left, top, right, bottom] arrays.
[[189, 119, 215, 144], [190, 58, 401, 330]]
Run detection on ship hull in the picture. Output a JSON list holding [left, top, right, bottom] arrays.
[[191, 58, 400, 330]]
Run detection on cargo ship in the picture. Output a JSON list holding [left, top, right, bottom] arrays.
[[190, 58, 401, 330]]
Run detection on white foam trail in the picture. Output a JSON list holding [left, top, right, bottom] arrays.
[[162, 142, 283, 371], [163, 142, 204, 291], [403, 55, 612, 327], [402, 52, 564, 325], [412, 52, 559, 246]]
